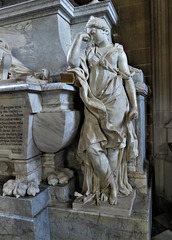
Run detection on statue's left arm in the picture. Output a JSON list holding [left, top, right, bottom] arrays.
[[118, 50, 138, 122]]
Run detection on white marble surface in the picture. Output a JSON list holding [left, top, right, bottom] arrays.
[[0, 81, 76, 92], [0, 186, 50, 239], [0, 92, 40, 159], [0, 15, 68, 74], [48, 191, 151, 240], [33, 111, 81, 153], [41, 82, 77, 91], [48, 178, 75, 202], [72, 0, 118, 25], [0, 82, 42, 92], [0, 0, 117, 26], [0, 0, 117, 75], [67, 16, 139, 205], [0, 0, 74, 26], [41, 85, 78, 112], [28, 93, 42, 113], [132, 67, 148, 172], [73, 190, 136, 217], [128, 171, 148, 194], [0, 81, 81, 199], [3, 179, 40, 198], [58, 14, 72, 56], [13, 156, 42, 183]]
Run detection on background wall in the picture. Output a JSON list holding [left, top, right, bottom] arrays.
[[151, 0, 172, 204], [113, 0, 172, 205], [112, 0, 153, 164]]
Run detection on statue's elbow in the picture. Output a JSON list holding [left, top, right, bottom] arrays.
[[67, 58, 79, 68], [67, 60, 75, 68]]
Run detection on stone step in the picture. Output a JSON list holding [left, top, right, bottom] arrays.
[[0, 185, 50, 218], [47, 177, 75, 204], [73, 190, 136, 217], [0, 184, 51, 240], [152, 230, 172, 240], [48, 190, 152, 240]]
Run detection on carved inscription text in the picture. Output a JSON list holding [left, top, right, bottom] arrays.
[[0, 105, 24, 152]]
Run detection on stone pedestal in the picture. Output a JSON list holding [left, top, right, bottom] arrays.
[[0, 181, 152, 240], [0, 81, 80, 187], [48, 190, 151, 240], [0, 185, 50, 240], [48, 178, 75, 203], [73, 191, 136, 217], [13, 156, 42, 183], [0, 83, 42, 184]]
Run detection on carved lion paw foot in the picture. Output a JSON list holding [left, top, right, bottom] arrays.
[[3, 179, 40, 198], [47, 168, 74, 186], [27, 181, 40, 196]]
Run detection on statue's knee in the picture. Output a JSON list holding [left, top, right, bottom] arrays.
[[87, 144, 99, 156]]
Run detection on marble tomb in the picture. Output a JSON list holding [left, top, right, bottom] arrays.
[[0, 0, 151, 239]]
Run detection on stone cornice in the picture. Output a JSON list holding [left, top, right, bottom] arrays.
[[0, 81, 77, 93], [72, 0, 118, 26], [0, 0, 118, 27], [0, 0, 74, 26]]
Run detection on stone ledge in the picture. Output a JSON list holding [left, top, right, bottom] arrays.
[[48, 191, 151, 240], [129, 171, 148, 194], [152, 230, 172, 240], [0, 207, 50, 240], [0, 0, 74, 26], [73, 190, 136, 217], [0, 185, 50, 218], [0, 0, 118, 27], [48, 178, 75, 203]]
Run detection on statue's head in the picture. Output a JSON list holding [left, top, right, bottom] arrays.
[[85, 16, 111, 45], [86, 16, 110, 35]]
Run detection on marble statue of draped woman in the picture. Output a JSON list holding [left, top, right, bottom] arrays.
[[67, 16, 138, 205]]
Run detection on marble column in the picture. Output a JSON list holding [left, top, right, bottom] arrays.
[[151, 0, 172, 203]]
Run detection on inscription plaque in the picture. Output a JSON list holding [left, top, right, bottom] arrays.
[[0, 98, 24, 154]]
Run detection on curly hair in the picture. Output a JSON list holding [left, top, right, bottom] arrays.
[[86, 16, 110, 34]]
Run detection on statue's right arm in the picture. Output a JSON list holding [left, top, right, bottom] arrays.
[[67, 32, 90, 68]]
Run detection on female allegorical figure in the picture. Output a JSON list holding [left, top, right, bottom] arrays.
[[67, 16, 138, 205]]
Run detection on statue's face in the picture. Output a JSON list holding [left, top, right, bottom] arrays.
[[87, 27, 107, 45]]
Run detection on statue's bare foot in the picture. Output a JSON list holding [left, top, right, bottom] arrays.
[[125, 182, 133, 193], [101, 192, 108, 201], [119, 185, 130, 196], [109, 188, 117, 205]]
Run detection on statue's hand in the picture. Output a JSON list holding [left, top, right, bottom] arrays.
[[128, 107, 138, 122], [77, 32, 91, 43]]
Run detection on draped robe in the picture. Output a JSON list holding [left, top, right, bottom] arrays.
[[69, 43, 138, 201]]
